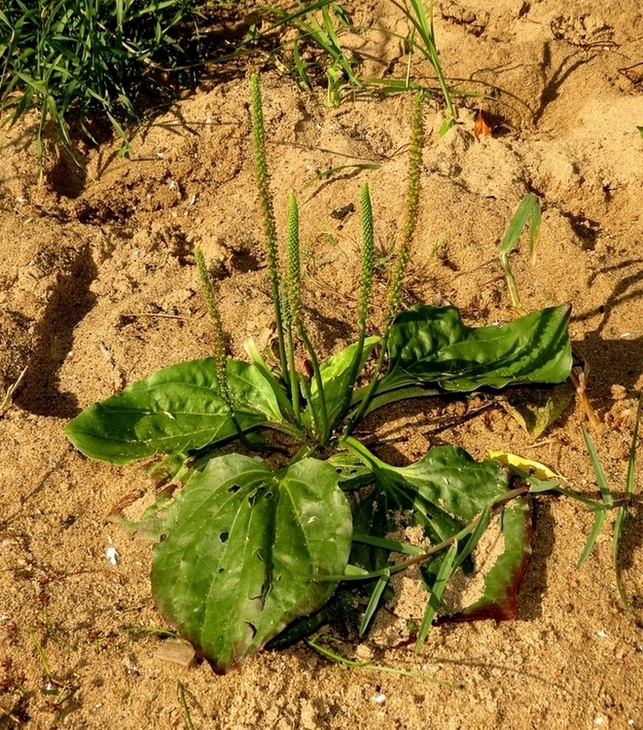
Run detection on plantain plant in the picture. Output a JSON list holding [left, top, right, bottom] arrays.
[[65, 78, 575, 673]]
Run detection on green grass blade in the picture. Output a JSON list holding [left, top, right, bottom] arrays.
[[577, 509, 607, 568], [498, 194, 541, 311], [177, 680, 195, 730], [612, 395, 642, 610], [389, 0, 456, 127], [352, 534, 424, 556], [416, 541, 457, 652], [453, 506, 491, 569], [624, 395, 642, 501], [613, 505, 630, 610], [305, 636, 459, 687], [581, 426, 614, 507], [359, 570, 390, 636]]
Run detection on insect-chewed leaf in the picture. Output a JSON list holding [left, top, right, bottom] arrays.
[[65, 357, 293, 464], [151, 455, 352, 673], [380, 304, 572, 392]]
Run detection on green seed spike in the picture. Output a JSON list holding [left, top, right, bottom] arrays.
[[358, 182, 375, 337], [286, 194, 303, 325], [249, 74, 289, 385], [285, 194, 329, 442], [195, 245, 253, 448], [331, 183, 375, 434]]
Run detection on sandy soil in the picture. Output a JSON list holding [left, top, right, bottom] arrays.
[[2, 0, 643, 727]]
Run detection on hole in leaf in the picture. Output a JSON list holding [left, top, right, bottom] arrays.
[[264, 491, 273, 500], [218, 567, 225, 574], [246, 622, 257, 639], [219, 531, 229, 543], [159, 534, 167, 542], [228, 484, 241, 493]]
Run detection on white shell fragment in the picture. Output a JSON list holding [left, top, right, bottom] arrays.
[[106, 546, 118, 566]]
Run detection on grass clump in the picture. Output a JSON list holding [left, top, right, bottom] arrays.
[[0, 0, 202, 167]]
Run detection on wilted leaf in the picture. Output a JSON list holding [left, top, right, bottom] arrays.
[[497, 382, 574, 437], [445, 497, 533, 621], [473, 110, 492, 140], [488, 450, 566, 482]]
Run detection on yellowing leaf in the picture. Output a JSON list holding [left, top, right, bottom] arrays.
[[488, 450, 567, 482]]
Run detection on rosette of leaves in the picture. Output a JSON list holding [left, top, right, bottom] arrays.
[[66, 80, 573, 672]]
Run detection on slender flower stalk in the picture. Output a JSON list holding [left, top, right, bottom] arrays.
[[333, 182, 375, 432], [285, 194, 329, 442], [250, 74, 289, 385], [284, 195, 302, 425], [195, 245, 251, 447], [195, 246, 229, 402], [346, 92, 425, 434], [385, 90, 425, 324]]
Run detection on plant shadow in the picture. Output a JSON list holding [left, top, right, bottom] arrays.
[[15, 245, 98, 418], [573, 257, 643, 395]]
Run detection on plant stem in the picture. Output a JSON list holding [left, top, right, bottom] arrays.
[[250, 74, 289, 386], [299, 326, 329, 445]]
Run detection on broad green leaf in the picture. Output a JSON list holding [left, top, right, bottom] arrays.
[[65, 357, 296, 465], [343, 437, 532, 620], [302, 336, 379, 431], [151, 455, 352, 673], [354, 444, 512, 546], [327, 452, 376, 491], [380, 304, 572, 393]]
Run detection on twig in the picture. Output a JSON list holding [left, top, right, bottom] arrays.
[[0, 366, 27, 417]]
